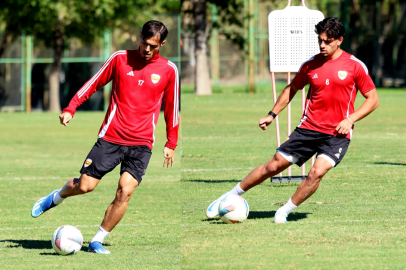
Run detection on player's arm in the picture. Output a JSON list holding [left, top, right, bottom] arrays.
[[59, 112, 73, 127], [259, 59, 309, 130], [162, 62, 180, 168], [335, 89, 379, 135], [259, 83, 301, 130], [336, 58, 379, 136], [59, 52, 120, 126]]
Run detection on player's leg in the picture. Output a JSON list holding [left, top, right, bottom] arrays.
[[88, 145, 151, 254], [31, 174, 100, 218], [291, 157, 333, 205], [239, 152, 292, 191], [88, 172, 138, 254], [206, 152, 292, 218], [31, 138, 122, 218], [59, 174, 100, 198], [102, 172, 139, 231], [274, 156, 333, 223], [274, 135, 350, 223]]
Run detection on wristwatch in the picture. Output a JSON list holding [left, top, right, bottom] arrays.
[[268, 111, 277, 118]]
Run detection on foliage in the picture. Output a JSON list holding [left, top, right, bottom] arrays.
[[181, 0, 246, 50], [0, 0, 179, 51], [209, 0, 246, 50]]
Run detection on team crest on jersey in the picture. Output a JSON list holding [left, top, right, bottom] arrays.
[[338, 71, 347, 80], [151, 74, 160, 84], [84, 159, 92, 168]]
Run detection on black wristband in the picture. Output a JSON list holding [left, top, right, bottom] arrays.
[[268, 111, 277, 118]]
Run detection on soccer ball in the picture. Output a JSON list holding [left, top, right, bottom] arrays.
[[51, 225, 83, 255], [218, 194, 249, 224]]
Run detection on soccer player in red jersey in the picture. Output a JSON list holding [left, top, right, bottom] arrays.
[[206, 17, 379, 223], [31, 21, 179, 253]]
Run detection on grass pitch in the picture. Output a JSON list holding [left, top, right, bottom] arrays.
[[181, 87, 406, 269], [0, 112, 180, 269]]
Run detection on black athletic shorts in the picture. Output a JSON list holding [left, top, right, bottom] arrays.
[[277, 127, 350, 167], [80, 138, 152, 184]]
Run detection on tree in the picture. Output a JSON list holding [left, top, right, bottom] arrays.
[[191, 0, 212, 95], [0, 0, 179, 112], [182, 0, 245, 95]]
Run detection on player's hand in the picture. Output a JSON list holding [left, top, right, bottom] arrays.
[[59, 112, 72, 127], [163, 147, 174, 168], [259, 115, 274, 130], [335, 117, 353, 136]]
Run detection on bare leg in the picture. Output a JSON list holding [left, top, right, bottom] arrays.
[[59, 174, 100, 198], [206, 152, 292, 219], [291, 157, 333, 206], [100, 172, 139, 232], [239, 152, 292, 191], [274, 156, 334, 223]]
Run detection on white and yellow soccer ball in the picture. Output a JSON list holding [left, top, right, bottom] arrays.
[[218, 194, 249, 224], [51, 225, 83, 255]]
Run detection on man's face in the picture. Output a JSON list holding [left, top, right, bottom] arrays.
[[318, 32, 343, 58], [139, 33, 166, 61]]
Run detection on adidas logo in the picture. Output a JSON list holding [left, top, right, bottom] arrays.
[[312, 73, 318, 79], [127, 71, 134, 76], [335, 148, 342, 159]]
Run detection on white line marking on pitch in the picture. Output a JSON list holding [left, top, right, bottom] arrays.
[[0, 223, 177, 231], [181, 164, 404, 172], [1, 219, 404, 232], [0, 175, 179, 181], [179, 218, 406, 226]]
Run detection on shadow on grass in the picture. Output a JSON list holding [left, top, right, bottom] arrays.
[[202, 211, 311, 223], [184, 179, 241, 183], [39, 252, 60, 256], [248, 211, 311, 222], [373, 162, 406, 166], [201, 219, 227, 224], [0, 239, 52, 250], [0, 239, 110, 254]]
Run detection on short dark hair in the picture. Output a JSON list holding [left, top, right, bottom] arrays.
[[315, 17, 345, 39], [141, 20, 168, 43]]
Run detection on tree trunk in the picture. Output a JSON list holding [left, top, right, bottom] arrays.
[[372, 1, 383, 87], [192, 0, 212, 95], [49, 27, 64, 112], [0, 31, 13, 58]]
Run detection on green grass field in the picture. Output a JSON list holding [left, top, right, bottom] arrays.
[[1, 87, 405, 269], [181, 88, 406, 269], [0, 112, 180, 269]]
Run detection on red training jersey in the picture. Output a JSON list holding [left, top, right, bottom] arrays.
[[63, 49, 179, 150], [291, 51, 375, 140]]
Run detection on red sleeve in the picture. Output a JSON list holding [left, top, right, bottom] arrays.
[[62, 51, 124, 117], [292, 62, 309, 89], [353, 60, 375, 94], [163, 61, 180, 150]]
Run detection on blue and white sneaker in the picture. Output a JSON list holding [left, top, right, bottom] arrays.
[[274, 210, 288, 223], [88, 242, 111, 254], [31, 190, 59, 218], [206, 192, 229, 219]]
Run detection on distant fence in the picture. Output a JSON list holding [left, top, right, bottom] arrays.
[[181, 1, 312, 89], [0, 14, 180, 112], [181, 0, 406, 89]]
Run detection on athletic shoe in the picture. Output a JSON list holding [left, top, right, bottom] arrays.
[[274, 210, 288, 223], [31, 190, 59, 218], [206, 192, 229, 219], [88, 242, 111, 254]]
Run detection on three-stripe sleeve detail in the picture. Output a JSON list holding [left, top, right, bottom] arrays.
[[167, 61, 179, 127]]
